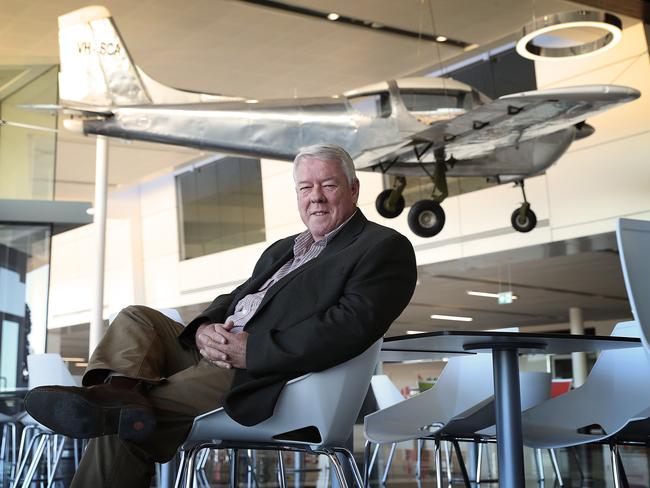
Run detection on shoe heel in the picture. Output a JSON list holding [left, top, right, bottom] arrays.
[[118, 405, 156, 441]]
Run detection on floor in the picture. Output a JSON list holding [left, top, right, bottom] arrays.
[[2, 439, 649, 487]]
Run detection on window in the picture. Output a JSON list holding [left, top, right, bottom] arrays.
[[176, 157, 266, 260], [400, 89, 473, 113], [348, 92, 391, 118]]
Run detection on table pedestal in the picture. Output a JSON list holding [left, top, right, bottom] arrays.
[[493, 348, 525, 488]]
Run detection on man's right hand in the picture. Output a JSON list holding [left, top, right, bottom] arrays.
[[196, 320, 237, 369]]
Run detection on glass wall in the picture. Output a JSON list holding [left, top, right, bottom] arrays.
[[0, 224, 51, 388], [0, 66, 58, 200], [176, 157, 266, 260]]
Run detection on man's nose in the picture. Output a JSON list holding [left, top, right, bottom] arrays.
[[310, 187, 325, 202]]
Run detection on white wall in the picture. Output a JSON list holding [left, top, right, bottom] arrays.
[[48, 18, 650, 329]]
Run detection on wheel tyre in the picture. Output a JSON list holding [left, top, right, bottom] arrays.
[[375, 189, 405, 218], [511, 207, 537, 233], [407, 200, 446, 237]]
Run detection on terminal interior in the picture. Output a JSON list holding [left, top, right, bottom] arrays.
[[1, 0, 649, 486]]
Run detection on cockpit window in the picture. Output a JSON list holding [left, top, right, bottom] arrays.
[[400, 89, 473, 112], [348, 92, 391, 118]]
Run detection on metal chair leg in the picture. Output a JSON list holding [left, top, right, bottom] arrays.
[[11, 430, 41, 488], [362, 441, 373, 488], [549, 448, 563, 486], [450, 440, 471, 488], [277, 451, 287, 488], [45, 435, 65, 488], [326, 452, 350, 488], [229, 449, 239, 488], [535, 448, 545, 481], [19, 434, 49, 488], [416, 439, 423, 478], [381, 443, 396, 484], [476, 442, 483, 483], [444, 440, 452, 480], [434, 440, 442, 488], [183, 446, 202, 488], [174, 450, 187, 488], [610, 444, 630, 488]]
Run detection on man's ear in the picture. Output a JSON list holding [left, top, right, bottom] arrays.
[[352, 178, 360, 203]]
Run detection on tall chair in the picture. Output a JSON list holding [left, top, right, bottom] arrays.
[[175, 339, 382, 488], [12, 354, 78, 488]]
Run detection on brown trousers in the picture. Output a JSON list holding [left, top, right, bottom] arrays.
[[71, 305, 234, 488]]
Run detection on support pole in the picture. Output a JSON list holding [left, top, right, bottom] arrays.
[[570, 307, 588, 387], [90, 136, 109, 354]]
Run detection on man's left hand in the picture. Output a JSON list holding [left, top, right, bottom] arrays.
[[198, 322, 248, 369]]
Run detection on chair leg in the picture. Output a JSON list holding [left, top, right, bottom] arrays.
[[443, 441, 452, 480], [450, 440, 471, 488], [11, 430, 40, 488], [45, 435, 65, 488], [610, 444, 630, 488], [362, 441, 376, 488], [434, 440, 442, 488], [416, 439, 423, 478], [549, 448, 563, 486], [173, 450, 187, 488], [534, 448, 545, 482], [332, 447, 364, 488], [569, 446, 584, 480], [19, 433, 49, 488], [476, 442, 483, 483], [326, 452, 350, 488], [183, 447, 204, 488], [381, 443, 396, 484], [230, 449, 239, 488], [277, 451, 287, 488]]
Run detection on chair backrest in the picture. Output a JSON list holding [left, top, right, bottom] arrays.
[[364, 352, 494, 444], [617, 218, 650, 349], [370, 375, 405, 410], [27, 353, 77, 389], [184, 339, 382, 449], [522, 321, 650, 448], [108, 307, 184, 325]]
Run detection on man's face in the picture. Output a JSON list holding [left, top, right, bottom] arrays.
[[295, 157, 360, 241]]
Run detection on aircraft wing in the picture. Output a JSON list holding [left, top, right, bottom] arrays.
[[412, 85, 640, 160]]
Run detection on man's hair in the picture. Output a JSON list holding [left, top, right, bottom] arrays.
[[293, 143, 357, 185]]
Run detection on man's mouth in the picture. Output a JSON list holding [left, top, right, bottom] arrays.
[[310, 210, 329, 217]]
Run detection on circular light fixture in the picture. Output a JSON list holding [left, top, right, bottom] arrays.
[[516, 10, 622, 61], [435, 35, 447, 43], [327, 13, 340, 21]]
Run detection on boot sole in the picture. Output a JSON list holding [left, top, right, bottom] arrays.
[[25, 388, 156, 442]]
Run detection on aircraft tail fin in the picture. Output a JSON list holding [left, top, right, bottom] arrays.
[[58, 6, 240, 108]]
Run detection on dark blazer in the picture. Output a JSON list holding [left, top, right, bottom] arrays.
[[179, 210, 417, 426]]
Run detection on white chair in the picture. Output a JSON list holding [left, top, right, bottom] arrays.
[[12, 354, 78, 488], [521, 321, 650, 486], [364, 375, 405, 484], [175, 339, 383, 488], [364, 353, 494, 488]]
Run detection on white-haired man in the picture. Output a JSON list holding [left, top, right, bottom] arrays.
[[26, 143, 417, 487]]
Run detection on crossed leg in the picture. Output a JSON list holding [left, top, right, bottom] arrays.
[[71, 305, 234, 488]]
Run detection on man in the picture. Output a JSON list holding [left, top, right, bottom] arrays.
[[26, 143, 417, 487]]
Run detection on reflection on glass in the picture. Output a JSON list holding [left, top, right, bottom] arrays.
[[177, 157, 266, 260], [0, 224, 51, 389]]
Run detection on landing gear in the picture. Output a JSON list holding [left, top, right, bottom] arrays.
[[408, 200, 446, 237], [511, 180, 537, 233], [375, 176, 406, 218]]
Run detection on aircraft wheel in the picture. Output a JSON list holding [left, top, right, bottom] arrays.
[[408, 200, 446, 237], [511, 207, 537, 233], [375, 189, 405, 218]]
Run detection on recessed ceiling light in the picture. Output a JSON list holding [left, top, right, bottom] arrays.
[[430, 314, 473, 322], [327, 13, 340, 21], [407, 330, 426, 334], [246, 99, 259, 104], [516, 10, 622, 61], [467, 290, 518, 300], [436, 35, 447, 42]]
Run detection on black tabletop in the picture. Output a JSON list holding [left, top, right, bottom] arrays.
[[383, 330, 642, 355]]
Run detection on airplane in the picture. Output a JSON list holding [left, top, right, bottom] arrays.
[[53, 5, 640, 238]]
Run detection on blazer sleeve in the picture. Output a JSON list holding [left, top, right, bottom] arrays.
[[245, 232, 417, 376]]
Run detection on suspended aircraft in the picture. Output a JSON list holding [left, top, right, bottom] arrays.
[[52, 6, 640, 237]]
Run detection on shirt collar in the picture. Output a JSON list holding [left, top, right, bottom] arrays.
[[293, 209, 357, 257]]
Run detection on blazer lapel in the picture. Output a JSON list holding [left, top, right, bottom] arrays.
[[252, 210, 367, 314]]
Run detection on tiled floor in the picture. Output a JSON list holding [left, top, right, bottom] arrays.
[[3, 440, 649, 487]]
